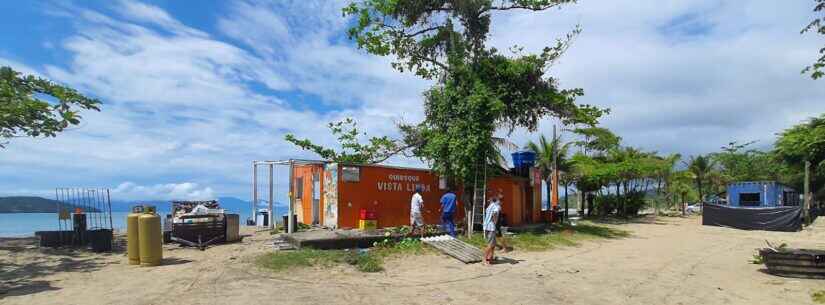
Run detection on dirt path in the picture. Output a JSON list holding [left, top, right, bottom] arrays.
[[2, 217, 824, 305]]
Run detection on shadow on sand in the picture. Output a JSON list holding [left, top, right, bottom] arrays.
[[0, 237, 111, 299], [588, 215, 672, 226]]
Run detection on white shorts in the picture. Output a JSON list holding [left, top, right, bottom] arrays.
[[410, 213, 424, 227]]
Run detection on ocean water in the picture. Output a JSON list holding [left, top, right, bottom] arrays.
[[0, 209, 266, 237]]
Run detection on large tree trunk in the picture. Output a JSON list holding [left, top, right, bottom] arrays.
[[615, 183, 621, 217], [587, 193, 594, 217], [463, 185, 474, 238]]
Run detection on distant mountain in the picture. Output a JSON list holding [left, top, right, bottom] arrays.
[[109, 200, 168, 212], [108, 197, 257, 214], [0, 196, 101, 213]]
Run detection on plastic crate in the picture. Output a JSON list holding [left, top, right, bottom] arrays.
[[358, 219, 377, 230]]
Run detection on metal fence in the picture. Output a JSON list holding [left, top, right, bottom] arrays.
[[54, 188, 113, 232]]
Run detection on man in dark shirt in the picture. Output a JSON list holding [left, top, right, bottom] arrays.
[[440, 189, 457, 237]]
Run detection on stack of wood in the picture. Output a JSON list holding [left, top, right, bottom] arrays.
[[421, 235, 483, 263]]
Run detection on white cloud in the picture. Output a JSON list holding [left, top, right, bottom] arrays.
[[116, 0, 208, 38], [112, 181, 215, 200], [2, 0, 824, 203]]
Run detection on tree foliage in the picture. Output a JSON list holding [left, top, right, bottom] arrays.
[[802, 0, 825, 79], [774, 113, 825, 194], [571, 126, 621, 155], [284, 118, 402, 164], [0, 66, 101, 147], [684, 155, 716, 202], [344, 0, 607, 186]]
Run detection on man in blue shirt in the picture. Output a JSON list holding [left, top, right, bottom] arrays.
[[440, 189, 457, 237]]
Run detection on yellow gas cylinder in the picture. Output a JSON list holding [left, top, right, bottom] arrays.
[[126, 206, 143, 265], [138, 206, 162, 267]]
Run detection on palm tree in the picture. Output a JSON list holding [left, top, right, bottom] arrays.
[[653, 153, 681, 215], [527, 134, 572, 213], [684, 155, 717, 203]]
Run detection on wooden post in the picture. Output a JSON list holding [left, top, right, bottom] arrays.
[[804, 161, 812, 226]]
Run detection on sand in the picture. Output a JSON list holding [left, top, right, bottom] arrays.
[[2, 216, 825, 305]]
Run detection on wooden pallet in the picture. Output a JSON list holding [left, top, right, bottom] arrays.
[[421, 235, 483, 263]]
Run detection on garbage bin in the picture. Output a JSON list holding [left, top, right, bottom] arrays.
[[89, 229, 113, 252], [282, 214, 298, 230]]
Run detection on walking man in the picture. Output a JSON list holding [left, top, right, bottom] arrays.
[[483, 192, 502, 265], [440, 188, 457, 237], [410, 185, 425, 238]]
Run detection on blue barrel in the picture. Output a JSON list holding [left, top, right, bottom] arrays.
[[512, 151, 536, 168], [511, 152, 523, 168], [520, 151, 536, 167]]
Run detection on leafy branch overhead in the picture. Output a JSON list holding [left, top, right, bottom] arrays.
[[0, 66, 101, 148], [802, 0, 825, 79], [284, 118, 404, 165]]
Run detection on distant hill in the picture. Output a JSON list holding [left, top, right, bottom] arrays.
[[108, 197, 258, 215], [0, 196, 101, 213]]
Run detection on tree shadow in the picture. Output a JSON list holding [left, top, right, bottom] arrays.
[[587, 215, 670, 226], [162, 258, 192, 266], [554, 223, 631, 239], [0, 238, 109, 299]]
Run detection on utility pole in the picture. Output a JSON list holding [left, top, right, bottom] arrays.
[[552, 125, 560, 222], [804, 161, 812, 226], [288, 160, 295, 234], [269, 163, 274, 230], [252, 162, 257, 226]]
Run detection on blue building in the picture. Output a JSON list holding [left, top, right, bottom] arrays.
[[726, 181, 800, 207]]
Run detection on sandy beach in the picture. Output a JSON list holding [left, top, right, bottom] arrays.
[[2, 216, 824, 305]]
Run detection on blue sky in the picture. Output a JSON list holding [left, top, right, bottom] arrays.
[[1, 1, 823, 203]]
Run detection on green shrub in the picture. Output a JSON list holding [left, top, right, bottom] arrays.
[[813, 290, 825, 304], [593, 194, 617, 216], [623, 191, 648, 216], [256, 249, 346, 272], [345, 252, 384, 272]]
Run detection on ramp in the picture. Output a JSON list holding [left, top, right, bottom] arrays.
[[421, 235, 483, 263]]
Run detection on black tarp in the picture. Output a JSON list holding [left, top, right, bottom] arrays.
[[702, 204, 802, 232]]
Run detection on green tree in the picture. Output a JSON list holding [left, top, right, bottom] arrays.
[[567, 126, 620, 217], [344, 0, 607, 190], [802, 0, 825, 79], [572, 126, 621, 155], [683, 155, 717, 203], [669, 170, 697, 215], [774, 113, 825, 197], [0, 66, 101, 147], [711, 141, 786, 183], [652, 153, 682, 214], [285, 118, 402, 164], [526, 134, 572, 209]]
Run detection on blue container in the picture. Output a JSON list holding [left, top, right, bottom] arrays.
[[511, 151, 536, 168]]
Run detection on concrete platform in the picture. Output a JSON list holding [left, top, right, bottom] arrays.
[[282, 229, 391, 250]]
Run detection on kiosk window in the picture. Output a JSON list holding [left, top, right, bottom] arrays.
[[739, 193, 761, 206]]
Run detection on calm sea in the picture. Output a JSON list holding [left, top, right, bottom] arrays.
[[0, 210, 266, 237]]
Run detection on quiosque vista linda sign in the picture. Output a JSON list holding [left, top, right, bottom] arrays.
[[377, 174, 433, 192]]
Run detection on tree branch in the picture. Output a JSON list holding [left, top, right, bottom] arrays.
[[403, 26, 442, 38], [489, 4, 563, 11]]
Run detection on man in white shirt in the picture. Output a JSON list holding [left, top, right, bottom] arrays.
[[483, 191, 502, 265], [410, 185, 425, 237]]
